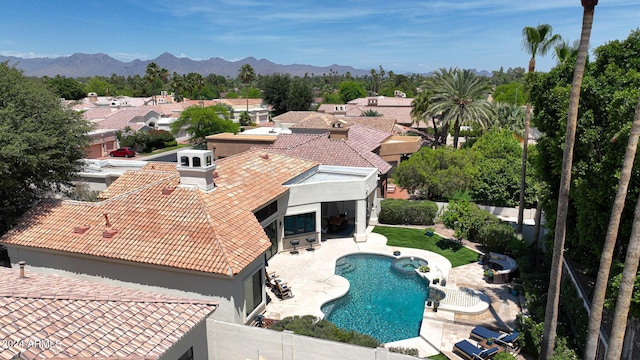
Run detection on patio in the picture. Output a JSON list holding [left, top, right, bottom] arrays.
[[264, 226, 524, 358]]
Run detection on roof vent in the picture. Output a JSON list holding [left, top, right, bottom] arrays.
[[212, 171, 219, 179], [261, 153, 269, 160], [102, 213, 117, 239], [161, 186, 175, 195], [73, 224, 91, 235], [102, 229, 118, 239]]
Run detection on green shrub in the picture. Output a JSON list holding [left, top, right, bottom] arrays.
[[494, 353, 517, 360], [164, 140, 178, 147], [387, 347, 419, 356], [378, 199, 438, 225], [270, 315, 380, 348], [516, 314, 543, 357], [477, 222, 517, 253], [440, 200, 499, 241]]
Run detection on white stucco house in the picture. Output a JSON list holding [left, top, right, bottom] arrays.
[[1, 149, 378, 326]]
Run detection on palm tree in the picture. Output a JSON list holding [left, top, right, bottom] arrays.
[[493, 102, 525, 138], [607, 157, 640, 359], [238, 64, 256, 115], [145, 62, 160, 105], [170, 72, 185, 102], [427, 68, 494, 149], [517, 24, 562, 233], [588, 95, 640, 360], [539, 2, 597, 359], [553, 40, 580, 65]]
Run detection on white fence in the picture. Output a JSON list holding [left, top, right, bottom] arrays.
[[208, 320, 419, 360]]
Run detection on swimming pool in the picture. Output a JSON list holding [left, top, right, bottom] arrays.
[[320, 253, 430, 343]]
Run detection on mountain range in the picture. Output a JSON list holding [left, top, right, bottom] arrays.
[[0, 52, 374, 78], [0, 52, 493, 78]]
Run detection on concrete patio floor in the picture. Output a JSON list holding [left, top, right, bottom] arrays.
[[264, 226, 523, 359]]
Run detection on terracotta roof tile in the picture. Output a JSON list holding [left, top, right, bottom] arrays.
[[0, 267, 216, 360], [259, 131, 391, 174], [1, 150, 317, 276]]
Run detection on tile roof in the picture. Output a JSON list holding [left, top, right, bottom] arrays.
[[347, 96, 415, 107], [1, 150, 318, 276], [271, 111, 318, 123], [260, 132, 391, 174], [0, 267, 217, 360]]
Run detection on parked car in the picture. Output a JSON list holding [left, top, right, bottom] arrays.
[[109, 147, 136, 158]]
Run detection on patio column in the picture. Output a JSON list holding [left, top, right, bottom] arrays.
[[353, 199, 368, 242]]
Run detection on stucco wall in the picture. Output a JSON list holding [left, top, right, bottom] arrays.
[[6, 247, 266, 324], [159, 315, 211, 360], [208, 320, 418, 360]]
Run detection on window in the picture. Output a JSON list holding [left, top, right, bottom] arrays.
[[206, 155, 212, 166], [255, 200, 278, 222], [177, 347, 193, 360], [284, 212, 315, 236], [180, 156, 190, 167], [193, 157, 201, 167], [244, 270, 263, 317]]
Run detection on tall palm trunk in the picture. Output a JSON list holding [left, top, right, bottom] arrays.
[[453, 117, 461, 149], [607, 186, 640, 359], [585, 95, 640, 359], [539, 2, 596, 358]]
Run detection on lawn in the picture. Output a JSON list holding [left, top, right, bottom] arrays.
[[372, 226, 479, 268]]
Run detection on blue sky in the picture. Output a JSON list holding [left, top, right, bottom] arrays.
[[1, 1, 638, 74]]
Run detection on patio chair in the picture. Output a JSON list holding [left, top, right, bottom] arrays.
[[453, 340, 499, 360], [265, 271, 277, 287], [275, 281, 294, 299], [470, 326, 519, 349]]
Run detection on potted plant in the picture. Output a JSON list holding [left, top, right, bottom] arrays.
[[484, 270, 494, 283], [486, 337, 494, 346], [426, 299, 432, 306], [419, 265, 430, 273], [440, 279, 447, 287], [425, 227, 435, 237], [432, 278, 440, 285]]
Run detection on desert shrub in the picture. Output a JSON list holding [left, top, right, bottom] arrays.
[[378, 199, 438, 225], [270, 315, 380, 348]]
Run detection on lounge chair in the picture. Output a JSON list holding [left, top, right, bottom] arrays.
[[470, 326, 519, 349], [453, 340, 499, 360], [265, 271, 277, 287], [275, 281, 294, 299]]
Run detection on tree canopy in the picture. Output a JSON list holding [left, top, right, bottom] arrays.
[[260, 74, 313, 116], [533, 29, 640, 273], [339, 81, 366, 103], [0, 62, 93, 234], [170, 105, 239, 146]]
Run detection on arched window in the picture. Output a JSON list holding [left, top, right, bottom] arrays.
[[180, 156, 190, 167], [193, 157, 201, 167]]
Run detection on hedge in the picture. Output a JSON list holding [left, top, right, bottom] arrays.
[[378, 199, 438, 225]]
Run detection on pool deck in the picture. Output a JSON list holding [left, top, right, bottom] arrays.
[[264, 226, 523, 359]]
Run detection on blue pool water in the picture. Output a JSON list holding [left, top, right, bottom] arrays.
[[320, 254, 430, 343]]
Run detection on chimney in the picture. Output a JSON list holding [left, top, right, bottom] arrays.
[[103, 213, 111, 227], [176, 149, 217, 191], [19, 261, 26, 278]]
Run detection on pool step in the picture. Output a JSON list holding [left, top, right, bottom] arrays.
[[337, 263, 356, 275]]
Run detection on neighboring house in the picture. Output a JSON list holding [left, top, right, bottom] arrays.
[[317, 96, 415, 125], [1, 149, 378, 325], [0, 265, 218, 360]]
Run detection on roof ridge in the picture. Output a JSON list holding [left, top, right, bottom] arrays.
[[0, 290, 219, 306], [195, 190, 236, 276]]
